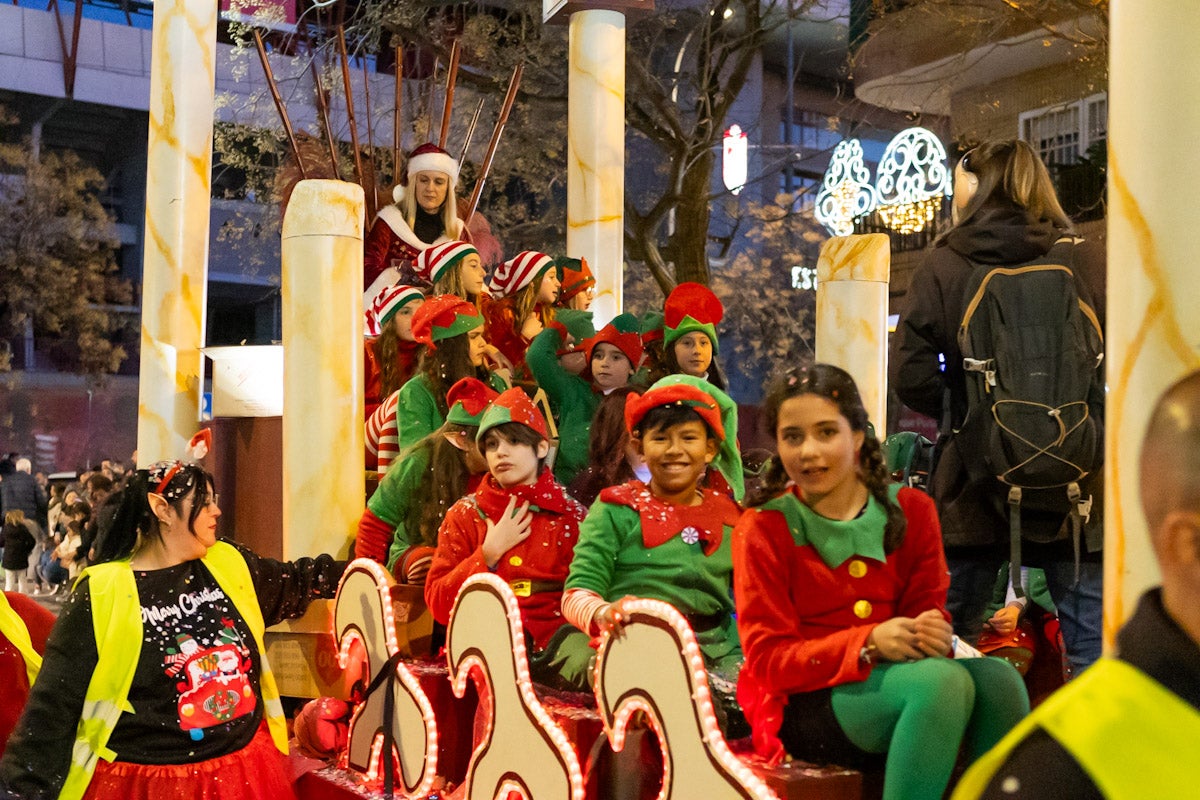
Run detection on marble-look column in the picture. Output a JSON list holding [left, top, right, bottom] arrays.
[[135, 0, 216, 465], [567, 10, 625, 327], [815, 234, 891, 432], [281, 180, 365, 560], [1104, 1, 1200, 640]]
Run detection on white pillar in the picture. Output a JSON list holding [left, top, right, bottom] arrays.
[[566, 9, 626, 327], [1104, 0, 1200, 642], [281, 180, 365, 560], [815, 234, 891, 432], [135, 0, 216, 465]]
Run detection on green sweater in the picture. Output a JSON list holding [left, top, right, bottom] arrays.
[[365, 445, 432, 572], [395, 372, 506, 453], [565, 492, 741, 671], [525, 326, 598, 486]]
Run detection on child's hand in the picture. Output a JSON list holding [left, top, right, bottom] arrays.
[[481, 496, 532, 568], [484, 345, 514, 373], [913, 609, 953, 657], [520, 315, 545, 341], [595, 595, 638, 639], [985, 604, 1021, 636]]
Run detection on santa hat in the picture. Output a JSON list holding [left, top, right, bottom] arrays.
[[372, 284, 424, 327], [640, 310, 665, 345], [625, 374, 744, 501], [393, 142, 460, 203], [663, 282, 723, 354], [584, 313, 643, 370], [416, 241, 479, 285], [553, 256, 595, 304], [477, 387, 550, 442], [410, 294, 482, 348], [488, 250, 555, 298], [446, 377, 500, 426]]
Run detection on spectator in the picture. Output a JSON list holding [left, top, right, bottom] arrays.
[[953, 370, 1200, 798], [0, 459, 48, 534], [890, 140, 1106, 675], [1, 512, 37, 594]]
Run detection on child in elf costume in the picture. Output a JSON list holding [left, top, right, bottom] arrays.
[[553, 256, 596, 311], [424, 388, 594, 691], [527, 312, 643, 487], [656, 282, 728, 390], [363, 284, 424, 422], [482, 251, 560, 380], [562, 375, 745, 693], [373, 294, 507, 461], [415, 240, 488, 304], [355, 378, 498, 583]]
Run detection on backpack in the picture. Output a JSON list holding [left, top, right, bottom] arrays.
[[954, 238, 1103, 595]]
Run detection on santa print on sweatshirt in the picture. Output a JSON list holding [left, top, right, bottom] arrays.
[[121, 563, 263, 758]]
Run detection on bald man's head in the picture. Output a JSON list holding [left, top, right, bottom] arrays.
[[1140, 372, 1200, 537]]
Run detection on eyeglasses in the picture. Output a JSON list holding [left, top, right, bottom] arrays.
[[204, 493, 220, 509]]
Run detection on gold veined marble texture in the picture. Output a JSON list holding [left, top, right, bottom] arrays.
[[566, 9, 627, 326], [281, 180, 365, 560], [1104, 1, 1200, 643], [136, 0, 217, 465], [815, 235, 890, 433]]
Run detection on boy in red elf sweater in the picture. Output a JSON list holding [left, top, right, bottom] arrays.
[[424, 388, 595, 691]]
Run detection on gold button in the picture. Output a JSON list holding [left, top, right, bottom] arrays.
[[853, 600, 873, 619], [509, 555, 523, 567], [848, 560, 868, 579]]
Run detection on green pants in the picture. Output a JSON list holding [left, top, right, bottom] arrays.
[[832, 657, 1028, 800]]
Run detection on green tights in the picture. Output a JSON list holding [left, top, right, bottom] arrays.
[[832, 657, 1028, 800]]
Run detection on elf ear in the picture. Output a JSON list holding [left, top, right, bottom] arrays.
[[443, 430, 471, 452], [147, 492, 171, 523]]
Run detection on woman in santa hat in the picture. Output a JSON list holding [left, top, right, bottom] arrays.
[[363, 143, 465, 303]]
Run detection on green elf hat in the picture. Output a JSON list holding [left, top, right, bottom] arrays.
[[640, 310, 665, 345], [663, 282, 723, 354], [625, 374, 744, 502], [410, 294, 482, 349], [553, 256, 595, 304], [584, 312, 644, 371], [476, 387, 550, 442], [446, 377, 500, 426]]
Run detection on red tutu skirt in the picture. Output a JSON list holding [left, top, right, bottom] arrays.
[[83, 723, 296, 800]]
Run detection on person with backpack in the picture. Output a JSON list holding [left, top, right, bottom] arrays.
[[890, 139, 1106, 676]]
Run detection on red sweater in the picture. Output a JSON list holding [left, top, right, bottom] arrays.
[[424, 470, 586, 649], [732, 486, 949, 761], [364, 337, 422, 420]]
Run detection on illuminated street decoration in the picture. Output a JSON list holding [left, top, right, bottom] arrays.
[[813, 127, 953, 237], [815, 139, 878, 237], [874, 127, 953, 234], [723, 125, 748, 196]]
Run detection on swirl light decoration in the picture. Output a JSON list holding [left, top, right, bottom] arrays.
[[814, 139, 879, 237], [874, 127, 953, 234]]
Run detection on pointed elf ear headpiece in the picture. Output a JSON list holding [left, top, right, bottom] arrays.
[[446, 377, 500, 426], [663, 282, 723, 354], [476, 387, 550, 442], [410, 294, 482, 349]]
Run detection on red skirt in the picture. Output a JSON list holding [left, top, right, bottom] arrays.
[[83, 723, 296, 800]]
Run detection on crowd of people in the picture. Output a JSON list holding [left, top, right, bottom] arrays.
[[0, 137, 1191, 800]]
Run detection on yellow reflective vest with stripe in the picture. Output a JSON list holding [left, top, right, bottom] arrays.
[[59, 541, 287, 800], [954, 657, 1200, 798], [0, 591, 41, 686]]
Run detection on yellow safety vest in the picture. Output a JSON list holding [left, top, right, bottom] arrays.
[[0, 591, 41, 686], [954, 657, 1200, 799], [59, 541, 287, 800]]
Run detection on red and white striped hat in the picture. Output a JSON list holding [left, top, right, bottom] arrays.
[[372, 284, 424, 327], [416, 240, 479, 285], [488, 250, 555, 298]]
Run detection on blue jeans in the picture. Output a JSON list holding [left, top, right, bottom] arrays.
[[946, 556, 1103, 677]]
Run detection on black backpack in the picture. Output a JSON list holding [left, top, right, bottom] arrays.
[[954, 238, 1103, 595]]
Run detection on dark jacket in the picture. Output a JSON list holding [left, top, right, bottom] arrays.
[[0, 472, 47, 529], [890, 203, 1106, 548], [0, 521, 36, 570]]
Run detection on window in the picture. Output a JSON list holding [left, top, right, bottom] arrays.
[[1019, 93, 1107, 167]]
